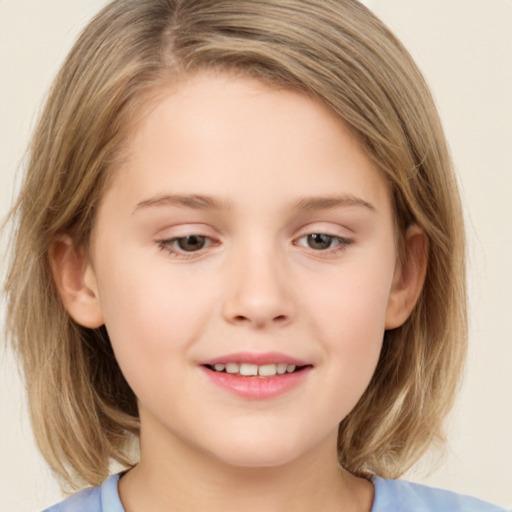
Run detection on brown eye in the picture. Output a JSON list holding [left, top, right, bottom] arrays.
[[176, 235, 207, 252], [306, 233, 335, 250]]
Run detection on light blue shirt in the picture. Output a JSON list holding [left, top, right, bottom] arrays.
[[45, 473, 507, 511]]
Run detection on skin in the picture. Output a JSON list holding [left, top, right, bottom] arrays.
[[52, 71, 427, 512]]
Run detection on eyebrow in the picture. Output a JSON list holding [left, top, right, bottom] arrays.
[[133, 193, 375, 213], [293, 195, 376, 212], [133, 194, 231, 213]]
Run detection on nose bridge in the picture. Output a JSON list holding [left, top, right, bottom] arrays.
[[222, 234, 294, 327]]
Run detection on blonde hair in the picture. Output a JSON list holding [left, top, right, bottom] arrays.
[[4, 0, 466, 489]]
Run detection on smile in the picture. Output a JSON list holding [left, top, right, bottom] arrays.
[[205, 362, 303, 377], [200, 352, 313, 399]]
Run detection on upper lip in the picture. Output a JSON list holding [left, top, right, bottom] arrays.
[[200, 351, 312, 367]]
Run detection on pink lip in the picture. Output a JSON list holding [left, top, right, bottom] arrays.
[[199, 352, 313, 400], [200, 351, 310, 366]]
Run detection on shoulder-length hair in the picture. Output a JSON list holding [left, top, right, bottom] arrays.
[[4, 0, 466, 489]]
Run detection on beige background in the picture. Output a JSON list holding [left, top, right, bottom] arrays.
[[1, 1, 511, 510]]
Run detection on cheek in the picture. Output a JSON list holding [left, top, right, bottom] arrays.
[[306, 257, 394, 340], [94, 248, 210, 378], [302, 258, 394, 396]]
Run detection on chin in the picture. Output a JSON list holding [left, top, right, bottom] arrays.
[[205, 430, 316, 470]]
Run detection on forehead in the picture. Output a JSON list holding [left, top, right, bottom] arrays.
[[102, 71, 391, 216]]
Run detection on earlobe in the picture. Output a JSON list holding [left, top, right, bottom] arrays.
[[49, 236, 104, 328], [385, 225, 428, 330]]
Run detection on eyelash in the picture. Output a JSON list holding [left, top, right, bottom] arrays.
[[157, 235, 218, 259], [156, 233, 353, 259], [295, 233, 353, 254]]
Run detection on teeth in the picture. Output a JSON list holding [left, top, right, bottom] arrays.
[[258, 364, 277, 377], [225, 363, 239, 374], [239, 363, 258, 376], [211, 362, 302, 376], [277, 363, 287, 375]]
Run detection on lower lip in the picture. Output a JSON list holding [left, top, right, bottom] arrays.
[[200, 366, 312, 400]]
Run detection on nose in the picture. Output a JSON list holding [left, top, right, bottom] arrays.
[[221, 243, 295, 329]]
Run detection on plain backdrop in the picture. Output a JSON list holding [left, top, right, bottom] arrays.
[[1, 1, 511, 510]]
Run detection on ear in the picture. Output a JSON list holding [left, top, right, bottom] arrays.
[[385, 225, 428, 329], [49, 236, 104, 328]]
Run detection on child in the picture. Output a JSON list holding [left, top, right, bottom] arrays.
[[3, 0, 506, 510]]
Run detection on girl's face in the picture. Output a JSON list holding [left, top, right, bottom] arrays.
[[83, 72, 411, 469]]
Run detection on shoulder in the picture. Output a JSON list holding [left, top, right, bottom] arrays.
[[43, 473, 124, 512], [372, 477, 507, 512]]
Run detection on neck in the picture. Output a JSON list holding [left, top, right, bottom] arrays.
[[118, 421, 373, 512]]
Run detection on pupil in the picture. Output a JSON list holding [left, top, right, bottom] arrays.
[[308, 233, 332, 250], [178, 235, 206, 252]]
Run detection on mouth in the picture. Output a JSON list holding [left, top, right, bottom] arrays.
[[203, 362, 310, 377], [199, 352, 313, 399]]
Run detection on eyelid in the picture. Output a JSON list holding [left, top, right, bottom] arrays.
[[292, 222, 355, 256], [154, 223, 355, 260], [293, 222, 354, 239], [294, 233, 353, 251], [156, 232, 220, 259]]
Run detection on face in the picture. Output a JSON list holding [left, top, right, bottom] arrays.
[[84, 72, 403, 469]]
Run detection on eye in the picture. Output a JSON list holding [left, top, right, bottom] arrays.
[[296, 233, 352, 252], [157, 235, 217, 257], [173, 235, 208, 252]]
